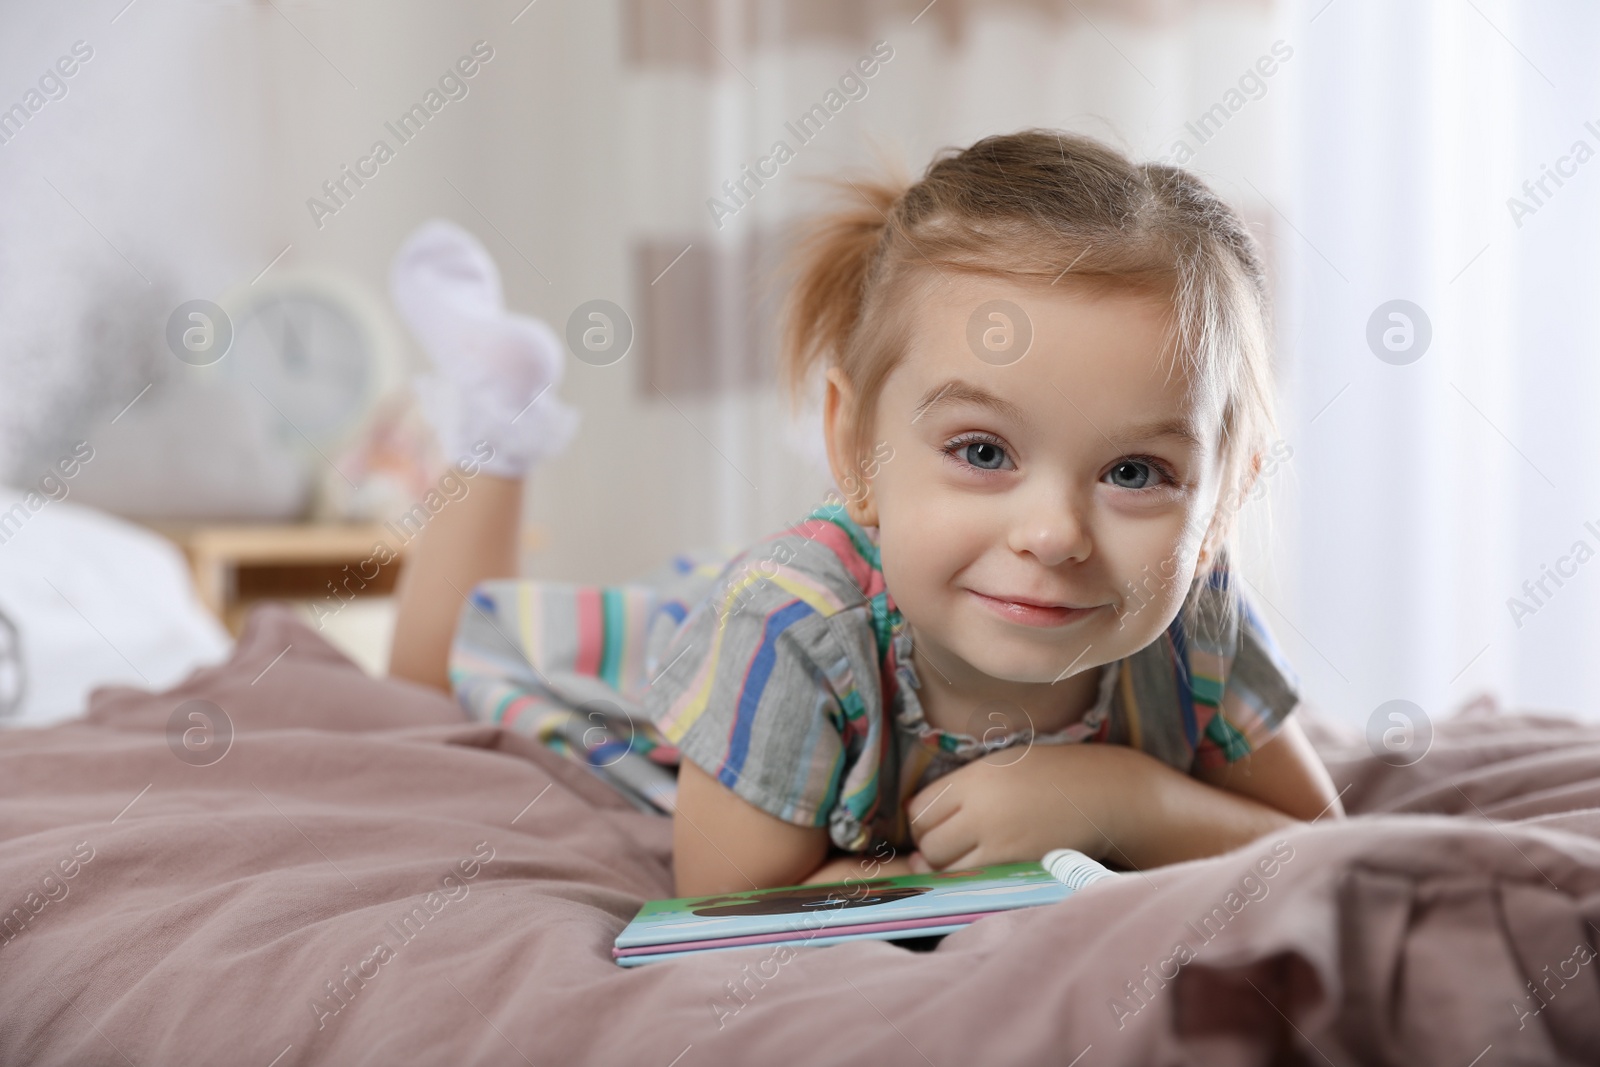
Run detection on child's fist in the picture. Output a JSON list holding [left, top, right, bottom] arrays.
[[907, 744, 1128, 871]]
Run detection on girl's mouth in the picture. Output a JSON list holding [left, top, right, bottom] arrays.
[[968, 591, 1102, 629]]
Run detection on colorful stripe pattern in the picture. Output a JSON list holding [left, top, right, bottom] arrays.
[[447, 503, 1301, 849], [645, 503, 900, 843]]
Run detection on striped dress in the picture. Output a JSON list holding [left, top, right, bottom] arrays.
[[447, 502, 1302, 854]]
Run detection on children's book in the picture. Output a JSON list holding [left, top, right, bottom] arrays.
[[613, 848, 1115, 966]]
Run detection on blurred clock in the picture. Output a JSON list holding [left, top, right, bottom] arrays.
[[219, 270, 406, 456]]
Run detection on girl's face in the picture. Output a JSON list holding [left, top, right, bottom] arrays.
[[828, 274, 1225, 686]]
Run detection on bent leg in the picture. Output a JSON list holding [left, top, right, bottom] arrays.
[[388, 469, 522, 692]]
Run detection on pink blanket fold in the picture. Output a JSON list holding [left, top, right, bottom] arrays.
[[1, 603, 1597, 1066]]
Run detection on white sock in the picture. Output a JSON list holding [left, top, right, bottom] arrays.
[[389, 219, 578, 478]]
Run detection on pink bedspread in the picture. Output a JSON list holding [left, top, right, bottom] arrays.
[[1, 604, 1598, 1065]]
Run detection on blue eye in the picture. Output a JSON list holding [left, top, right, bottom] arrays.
[[942, 434, 1015, 473], [963, 441, 1007, 470], [1105, 460, 1163, 489]]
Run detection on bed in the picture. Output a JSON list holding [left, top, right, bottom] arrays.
[[2, 602, 1598, 1065]]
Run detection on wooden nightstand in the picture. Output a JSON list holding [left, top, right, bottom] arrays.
[[141, 521, 548, 638], [140, 522, 411, 635]]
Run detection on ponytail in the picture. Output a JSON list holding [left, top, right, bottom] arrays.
[[777, 174, 907, 407]]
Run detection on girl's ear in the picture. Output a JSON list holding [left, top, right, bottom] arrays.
[[1232, 450, 1264, 506], [822, 367, 879, 526], [1198, 449, 1262, 567]]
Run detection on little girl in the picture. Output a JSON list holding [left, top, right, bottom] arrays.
[[388, 130, 1343, 899]]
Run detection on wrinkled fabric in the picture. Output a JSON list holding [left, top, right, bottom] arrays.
[[0, 604, 1596, 1066]]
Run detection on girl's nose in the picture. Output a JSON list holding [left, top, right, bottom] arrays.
[[1008, 494, 1092, 568]]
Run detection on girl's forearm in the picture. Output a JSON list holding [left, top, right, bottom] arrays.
[[1107, 754, 1300, 870], [388, 469, 523, 692], [801, 852, 919, 886]]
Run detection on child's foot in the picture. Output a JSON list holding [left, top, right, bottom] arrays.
[[390, 219, 579, 477]]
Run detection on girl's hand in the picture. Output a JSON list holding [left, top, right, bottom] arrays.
[[906, 743, 1144, 871], [907, 740, 1306, 874]]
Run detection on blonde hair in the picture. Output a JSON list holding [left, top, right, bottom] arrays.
[[778, 128, 1278, 594]]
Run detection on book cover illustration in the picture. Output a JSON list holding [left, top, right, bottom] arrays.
[[615, 860, 1079, 951]]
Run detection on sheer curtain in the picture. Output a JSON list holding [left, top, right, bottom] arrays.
[[1280, 0, 1600, 725]]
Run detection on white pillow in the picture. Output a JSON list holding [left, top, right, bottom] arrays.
[[0, 485, 233, 727]]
